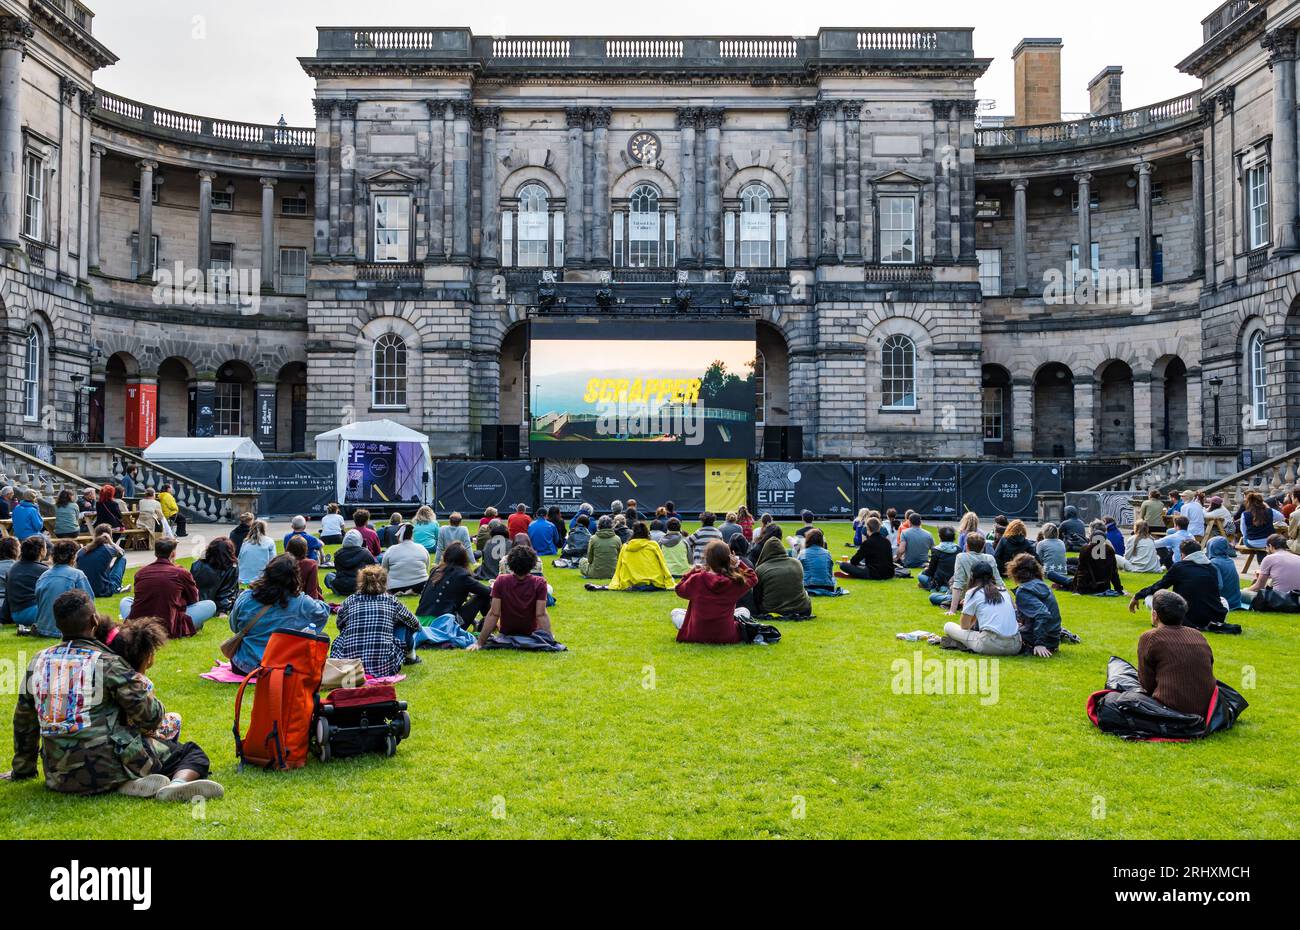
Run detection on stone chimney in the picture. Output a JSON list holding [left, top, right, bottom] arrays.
[[1088, 66, 1123, 116], [1012, 38, 1063, 126]]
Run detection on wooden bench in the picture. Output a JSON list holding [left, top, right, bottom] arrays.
[[1237, 545, 1270, 573]]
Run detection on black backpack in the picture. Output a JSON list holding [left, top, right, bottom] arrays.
[[737, 617, 782, 644]]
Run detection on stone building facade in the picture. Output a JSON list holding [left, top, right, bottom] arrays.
[[2, 2, 1300, 467]]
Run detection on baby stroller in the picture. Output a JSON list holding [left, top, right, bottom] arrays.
[[312, 685, 411, 761]]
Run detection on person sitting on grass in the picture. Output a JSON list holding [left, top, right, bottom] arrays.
[[1240, 534, 1300, 612], [528, 509, 561, 556], [1063, 523, 1126, 597], [34, 540, 96, 639], [476, 521, 512, 580], [546, 505, 568, 551], [227, 555, 330, 676], [332, 565, 423, 675], [2, 536, 48, 635], [411, 506, 440, 554], [283, 516, 324, 561], [1118, 521, 1162, 574], [895, 513, 933, 569], [325, 530, 377, 596], [718, 512, 744, 544], [352, 509, 383, 558], [840, 517, 895, 581], [1008, 553, 1062, 658], [671, 539, 759, 644], [285, 536, 324, 601], [559, 514, 593, 563], [93, 614, 192, 750], [190, 536, 240, 614], [938, 562, 1022, 656], [436, 512, 473, 565], [580, 516, 623, 580], [1034, 523, 1071, 585], [1154, 515, 1195, 568], [120, 539, 218, 638], [3, 590, 223, 801], [658, 518, 692, 577], [993, 519, 1037, 576], [1206, 536, 1245, 612], [955, 512, 981, 552], [918, 526, 960, 597], [75, 527, 128, 599], [468, 545, 553, 651], [798, 529, 845, 597], [1058, 506, 1088, 551], [237, 521, 278, 586], [935, 534, 1000, 612], [594, 522, 674, 592], [417, 541, 493, 631], [688, 512, 725, 565], [320, 503, 346, 546], [0, 536, 19, 614], [228, 511, 255, 554], [1137, 590, 1218, 717], [1128, 539, 1229, 632], [377, 512, 406, 550], [753, 534, 812, 618], [380, 523, 431, 596]]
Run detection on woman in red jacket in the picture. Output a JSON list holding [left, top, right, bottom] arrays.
[[672, 540, 758, 644]]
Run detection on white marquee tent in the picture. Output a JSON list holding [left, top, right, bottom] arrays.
[[314, 419, 433, 505], [141, 437, 264, 493]]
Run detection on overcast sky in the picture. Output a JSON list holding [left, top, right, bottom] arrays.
[[89, 0, 1205, 127]]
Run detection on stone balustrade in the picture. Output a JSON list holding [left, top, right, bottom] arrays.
[[94, 90, 314, 152], [975, 91, 1202, 151]]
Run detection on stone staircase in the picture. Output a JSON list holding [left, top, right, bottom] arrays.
[[0, 442, 100, 513], [1085, 447, 1242, 497], [1201, 447, 1300, 510]]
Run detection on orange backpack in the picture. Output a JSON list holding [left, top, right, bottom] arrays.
[[233, 629, 330, 770]]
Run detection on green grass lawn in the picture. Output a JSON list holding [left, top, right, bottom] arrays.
[[0, 521, 1296, 839]]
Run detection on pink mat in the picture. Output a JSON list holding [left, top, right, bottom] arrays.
[[201, 662, 404, 686]]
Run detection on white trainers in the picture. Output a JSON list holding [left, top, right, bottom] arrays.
[[117, 774, 171, 798], [155, 779, 225, 803]]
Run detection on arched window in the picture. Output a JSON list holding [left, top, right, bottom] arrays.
[[628, 184, 660, 268], [373, 334, 408, 409], [739, 184, 772, 268], [516, 183, 550, 268], [1250, 331, 1268, 425], [23, 326, 41, 422], [881, 335, 917, 410], [754, 349, 767, 427]]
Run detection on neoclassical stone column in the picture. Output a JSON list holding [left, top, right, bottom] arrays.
[[1074, 172, 1093, 277], [311, 100, 333, 259], [451, 100, 473, 263], [196, 169, 215, 274], [816, 101, 837, 264], [931, 100, 954, 265], [834, 105, 846, 253], [843, 100, 862, 263], [1074, 376, 1096, 456], [805, 108, 819, 264], [441, 102, 454, 260], [703, 108, 724, 267], [328, 104, 341, 256], [1135, 160, 1154, 274], [477, 107, 500, 266], [425, 100, 445, 261], [1262, 28, 1299, 255], [956, 100, 980, 264], [1011, 380, 1034, 457], [590, 107, 611, 266], [259, 177, 277, 293], [136, 160, 158, 281], [88, 144, 104, 271], [337, 101, 357, 258], [1133, 374, 1154, 454], [1012, 178, 1030, 295], [564, 107, 585, 267], [677, 108, 698, 267], [788, 108, 810, 268], [1189, 148, 1206, 279], [0, 16, 33, 248]]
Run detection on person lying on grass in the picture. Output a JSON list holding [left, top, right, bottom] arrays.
[[468, 545, 553, 651], [590, 522, 674, 592], [672, 540, 758, 645], [3, 590, 224, 801]]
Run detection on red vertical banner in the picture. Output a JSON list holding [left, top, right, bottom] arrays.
[[124, 382, 158, 449]]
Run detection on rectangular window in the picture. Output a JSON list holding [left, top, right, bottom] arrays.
[[1070, 191, 1099, 213], [22, 153, 44, 241], [129, 233, 161, 279], [1152, 234, 1164, 285], [279, 246, 307, 295], [373, 195, 411, 262], [880, 196, 916, 264], [209, 242, 234, 299], [738, 211, 771, 268], [775, 211, 787, 268], [517, 207, 549, 268], [281, 195, 309, 216], [612, 212, 624, 268], [1068, 242, 1100, 282], [131, 179, 160, 203], [211, 190, 234, 212], [982, 386, 1004, 441], [553, 212, 564, 267], [1247, 163, 1270, 251], [628, 211, 659, 268], [976, 248, 1002, 296], [664, 212, 676, 268], [501, 210, 513, 268], [214, 382, 242, 437], [724, 212, 736, 268]]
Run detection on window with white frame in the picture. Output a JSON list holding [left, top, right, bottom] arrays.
[[976, 248, 1002, 296], [1247, 161, 1270, 252], [22, 327, 41, 422], [279, 247, 307, 295], [373, 195, 411, 262], [211, 190, 234, 212], [754, 349, 767, 427], [880, 196, 916, 264], [628, 184, 660, 268], [373, 333, 408, 409], [1250, 331, 1268, 425], [1068, 242, 1100, 282], [23, 153, 44, 241], [130, 233, 160, 279], [516, 183, 550, 268], [214, 382, 242, 436], [982, 386, 1004, 441], [880, 334, 917, 410], [281, 194, 309, 216], [738, 184, 772, 268], [131, 178, 160, 203]]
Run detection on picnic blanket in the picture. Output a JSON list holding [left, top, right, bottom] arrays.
[[201, 661, 405, 686], [481, 631, 568, 652]]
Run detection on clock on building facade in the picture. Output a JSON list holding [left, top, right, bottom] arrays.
[[627, 131, 661, 164]]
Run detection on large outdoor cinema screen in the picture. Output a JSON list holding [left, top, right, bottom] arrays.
[[528, 319, 757, 460]]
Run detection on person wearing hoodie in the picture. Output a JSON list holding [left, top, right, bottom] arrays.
[[659, 518, 692, 576], [10, 490, 46, 542], [1068, 524, 1126, 596], [1104, 517, 1126, 558], [1206, 536, 1245, 611], [325, 530, 378, 596], [527, 512, 561, 556], [1057, 506, 1088, 552], [1008, 554, 1061, 657], [687, 512, 725, 565], [918, 526, 960, 594], [558, 514, 593, 562], [569, 502, 596, 533], [580, 516, 623, 580], [599, 522, 675, 591], [476, 521, 512, 580], [841, 517, 896, 581], [797, 529, 844, 596], [993, 520, 1037, 575], [671, 540, 759, 645], [754, 535, 812, 617], [1129, 539, 1228, 631]]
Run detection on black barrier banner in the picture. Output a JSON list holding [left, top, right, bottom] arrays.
[[233, 461, 336, 518], [755, 462, 855, 517], [541, 459, 706, 515], [959, 463, 1063, 518], [856, 462, 961, 519], [160, 459, 223, 492], [435, 461, 536, 517]]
